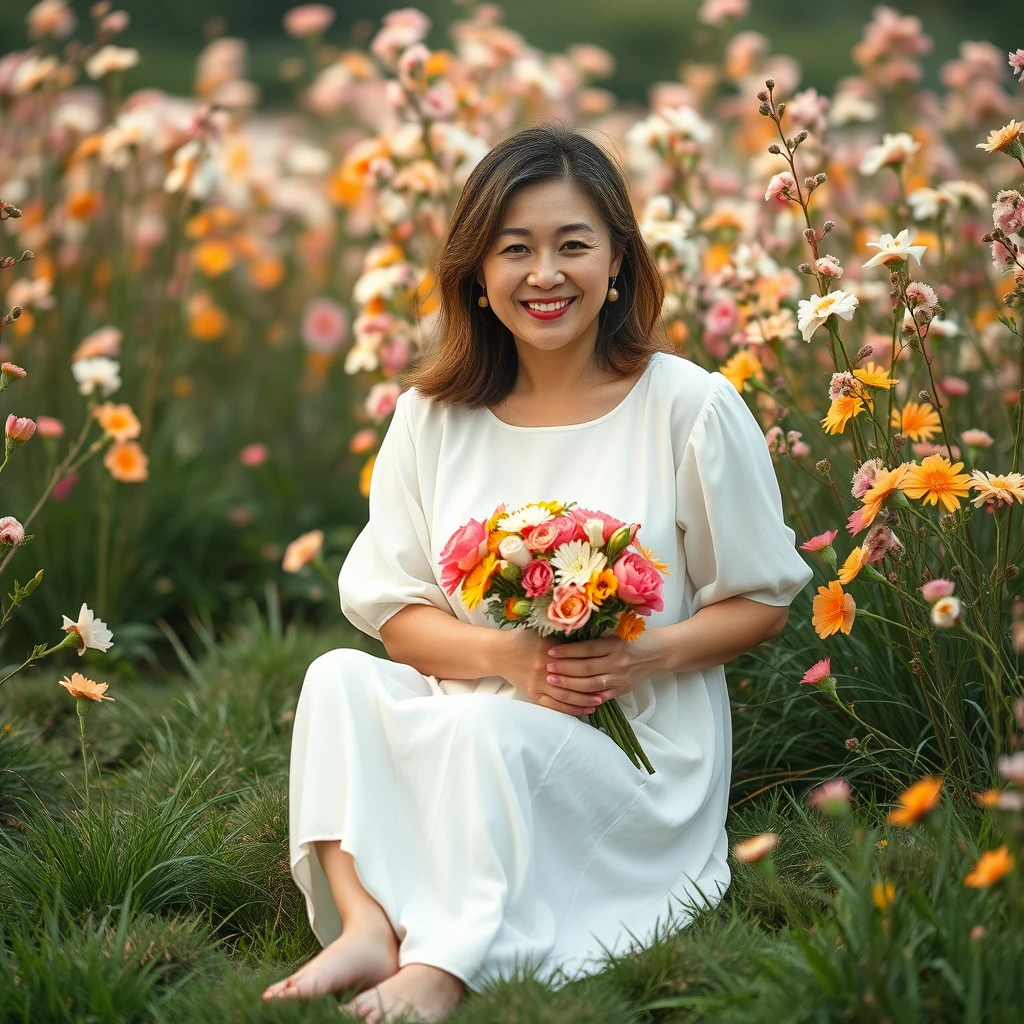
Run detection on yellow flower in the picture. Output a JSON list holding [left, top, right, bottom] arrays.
[[188, 298, 229, 341], [615, 610, 646, 641], [586, 568, 618, 608], [901, 455, 972, 512], [838, 546, 868, 584], [872, 881, 895, 911], [887, 775, 943, 826], [852, 362, 899, 389], [461, 553, 499, 611], [822, 395, 865, 435], [720, 349, 763, 392], [891, 401, 941, 442], [976, 120, 1023, 156], [358, 455, 375, 498], [848, 463, 912, 534], [968, 470, 1024, 509], [59, 672, 114, 702], [964, 846, 1014, 888], [93, 402, 140, 443], [485, 504, 508, 533], [634, 540, 670, 575], [811, 580, 856, 638], [193, 239, 236, 277], [103, 441, 148, 483]]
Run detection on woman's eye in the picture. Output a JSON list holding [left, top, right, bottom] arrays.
[[500, 241, 589, 254]]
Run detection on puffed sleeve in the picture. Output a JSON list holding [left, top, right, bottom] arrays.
[[338, 390, 452, 641], [676, 373, 813, 615]]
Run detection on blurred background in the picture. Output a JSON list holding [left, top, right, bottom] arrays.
[[0, 0, 1009, 107]]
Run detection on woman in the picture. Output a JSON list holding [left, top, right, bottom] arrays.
[[263, 122, 813, 1021]]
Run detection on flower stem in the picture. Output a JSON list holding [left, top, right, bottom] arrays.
[[78, 703, 90, 814]]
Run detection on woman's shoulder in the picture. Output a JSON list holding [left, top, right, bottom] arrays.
[[648, 351, 732, 432]]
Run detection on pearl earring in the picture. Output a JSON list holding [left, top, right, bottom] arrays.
[[606, 276, 619, 303], [477, 287, 489, 308]]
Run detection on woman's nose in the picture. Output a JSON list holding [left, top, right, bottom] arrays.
[[527, 254, 566, 289]]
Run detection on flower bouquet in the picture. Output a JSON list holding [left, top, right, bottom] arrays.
[[439, 500, 667, 774]]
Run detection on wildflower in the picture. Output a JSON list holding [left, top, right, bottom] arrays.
[[1010, 49, 1024, 82], [968, 470, 1024, 509], [796, 290, 859, 342], [997, 752, 1024, 785], [964, 847, 1014, 888], [811, 580, 856, 638], [821, 395, 865, 436], [103, 441, 148, 483], [93, 402, 140, 443], [72, 326, 122, 362], [27, 0, 77, 40], [59, 672, 114, 702], [809, 777, 852, 815], [872, 881, 895, 911], [72, 356, 121, 397], [732, 832, 778, 863], [891, 401, 941, 442], [853, 363, 899, 391], [85, 45, 139, 79], [904, 281, 938, 312], [859, 132, 920, 175], [698, 0, 748, 25], [4, 415, 36, 455], [851, 459, 883, 499], [992, 190, 1024, 235], [887, 775, 943, 826], [815, 255, 843, 278], [60, 603, 114, 656], [862, 228, 927, 269], [193, 239, 235, 277], [283, 4, 336, 37], [864, 524, 903, 562], [301, 298, 349, 354], [976, 120, 1024, 160], [239, 443, 268, 467], [764, 172, 798, 203], [282, 529, 325, 573], [349, 428, 376, 455], [848, 463, 911, 534], [720, 349, 763, 392], [961, 429, 994, 448], [0, 362, 26, 393], [930, 596, 962, 628], [901, 455, 972, 512], [799, 657, 833, 686], [800, 529, 839, 553], [920, 578, 955, 602], [838, 546, 869, 584], [975, 789, 1024, 811], [36, 416, 65, 439]]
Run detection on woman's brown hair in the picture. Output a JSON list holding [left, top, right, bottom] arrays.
[[400, 120, 669, 408]]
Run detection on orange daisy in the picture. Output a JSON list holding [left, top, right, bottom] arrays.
[[93, 402, 140, 443], [59, 671, 114, 702], [838, 545, 868, 584], [193, 239, 236, 277], [852, 362, 899, 389], [976, 120, 1023, 156], [811, 580, 856, 638], [461, 553, 499, 611], [887, 775, 943, 826], [900, 455, 972, 512], [634, 540, 669, 574], [822, 395, 865, 435], [615, 610, 646, 641], [586, 568, 619, 607], [872, 881, 895, 911], [103, 441, 148, 483], [720, 349, 763, 392], [847, 462, 912, 535], [890, 401, 941, 442], [964, 846, 1014, 888]]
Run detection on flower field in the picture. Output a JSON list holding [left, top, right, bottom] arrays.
[[2, 1, 1024, 1020]]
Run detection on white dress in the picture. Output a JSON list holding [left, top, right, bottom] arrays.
[[287, 350, 813, 992]]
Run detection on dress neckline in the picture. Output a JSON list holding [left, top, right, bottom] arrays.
[[483, 352, 661, 433]]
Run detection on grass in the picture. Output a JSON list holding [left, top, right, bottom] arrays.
[[1, 603, 1021, 1023]]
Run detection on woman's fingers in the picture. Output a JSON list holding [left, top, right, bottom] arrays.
[[548, 673, 610, 694], [537, 693, 596, 716]]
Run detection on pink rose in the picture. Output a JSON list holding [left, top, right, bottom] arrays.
[[439, 519, 487, 594], [547, 583, 592, 633], [522, 558, 555, 597], [567, 507, 626, 542], [524, 516, 576, 553], [612, 551, 664, 615]]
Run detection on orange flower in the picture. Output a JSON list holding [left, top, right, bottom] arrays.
[[811, 580, 856, 638], [486, 530, 513, 554], [964, 846, 1014, 888], [193, 239, 236, 277], [634, 540, 669, 574], [359, 455, 375, 498], [901, 455, 971, 512], [249, 254, 285, 290], [887, 775, 943, 826], [93, 402, 140, 443], [66, 190, 102, 221], [891, 401, 941, 442], [282, 529, 324, 573], [461, 552, 499, 611], [821, 395, 865, 435], [837, 545, 868, 584], [59, 671, 114, 702], [615, 610, 646, 641], [189, 301, 228, 341], [720, 349, 763, 392], [586, 568, 619, 608], [732, 832, 779, 863], [103, 441, 148, 482], [852, 362, 899, 389], [847, 463, 911, 534], [872, 881, 895, 911]]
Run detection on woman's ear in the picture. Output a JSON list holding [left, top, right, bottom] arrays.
[[475, 269, 486, 288], [610, 250, 624, 279]]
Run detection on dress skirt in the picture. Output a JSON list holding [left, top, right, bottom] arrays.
[[288, 647, 734, 993]]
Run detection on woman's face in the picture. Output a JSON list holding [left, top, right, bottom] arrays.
[[476, 178, 622, 356]]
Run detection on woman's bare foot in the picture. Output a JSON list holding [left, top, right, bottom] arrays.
[[343, 963, 466, 1022], [262, 918, 400, 1002]]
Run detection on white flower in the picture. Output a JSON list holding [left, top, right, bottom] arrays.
[[60, 602, 114, 656], [526, 596, 558, 637], [550, 540, 607, 588], [862, 228, 927, 269], [582, 519, 605, 547], [930, 595, 962, 629], [859, 132, 920, 175], [998, 752, 1024, 785], [85, 45, 139, 79], [496, 504, 554, 534], [497, 535, 532, 568], [71, 357, 121, 397], [796, 290, 860, 342]]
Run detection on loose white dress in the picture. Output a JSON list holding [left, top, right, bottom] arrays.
[[287, 350, 813, 992]]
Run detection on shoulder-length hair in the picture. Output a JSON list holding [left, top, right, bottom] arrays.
[[400, 121, 669, 408]]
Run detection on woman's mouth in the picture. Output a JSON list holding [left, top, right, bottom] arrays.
[[520, 296, 577, 321]]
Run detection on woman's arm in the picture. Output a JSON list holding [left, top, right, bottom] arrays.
[[378, 605, 503, 680]]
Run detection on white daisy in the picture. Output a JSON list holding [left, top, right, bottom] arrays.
[[496, 504, 554, 534], [862, 228, 927, 269], [859, 132, 919, 175], [550, 540, 607, 588], [71, 356, 121, 397], [796, 290, 860, 342], [526, 597, 558, 637], [60, 602, 114, 656]]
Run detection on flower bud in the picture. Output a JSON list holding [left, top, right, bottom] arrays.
[[844, 737, 860, 752], [776, 102, 785, 116], [765, 78, 775, 89], [857, 345, 873, 358], [816, 458, 831, 475], [605, 525, 632, 563], [917, 390, 931, 402], [803, 227, 817, 243], [798, 262, 812, 274], [758, 102, 771, 116], [767, 143, 781, 154], [499, 561, 522, 582], [756, 89, 768, 101], [823, 220, 835, 233]]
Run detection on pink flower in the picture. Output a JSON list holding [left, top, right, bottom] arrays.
[[239, 443, 268, 467], [764, 172, 798, 203], [850, 458, 883, 499], [72, 325, 122, 362], [612, 551, 664, 615], [5, 414, 36, 443], [36, 415, 65, 438], [937, 376, 969, 397], [1010, 49, 1024, 83], [522, 558, 555, 598], [364, 382, 400, 423], [921, 578, 955, 602], [283, 4, 335, 38], [301, 298, 348, 354], [349, 428, 377, 454], [800, 658, 832, 685], [546, 583, 593, 633], [808, 778, 852, 813], [438, 518, 488, 594], [703, 295, 739, 337], [993, 190, 1024, 234], [0, 516, 25, 546], [905, 281, 938, 311], [379, 333, 411, 373], [960, 428, 993, 447], [815, 255, 844, 278], [566, 507, 627, 543], [799, 529, 838, 552], [698, 0, 748, 26], [52, 472, 78, 501], [524, 519, 567, 553], [864, 524, 903, 562]]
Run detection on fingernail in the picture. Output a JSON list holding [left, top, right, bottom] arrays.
[[593, 697, 603, 705], [547, 674, 558, 684]]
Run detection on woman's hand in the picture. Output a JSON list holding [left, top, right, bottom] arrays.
[[499, 629, 607, 717], [545, 632, 662, 704]]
